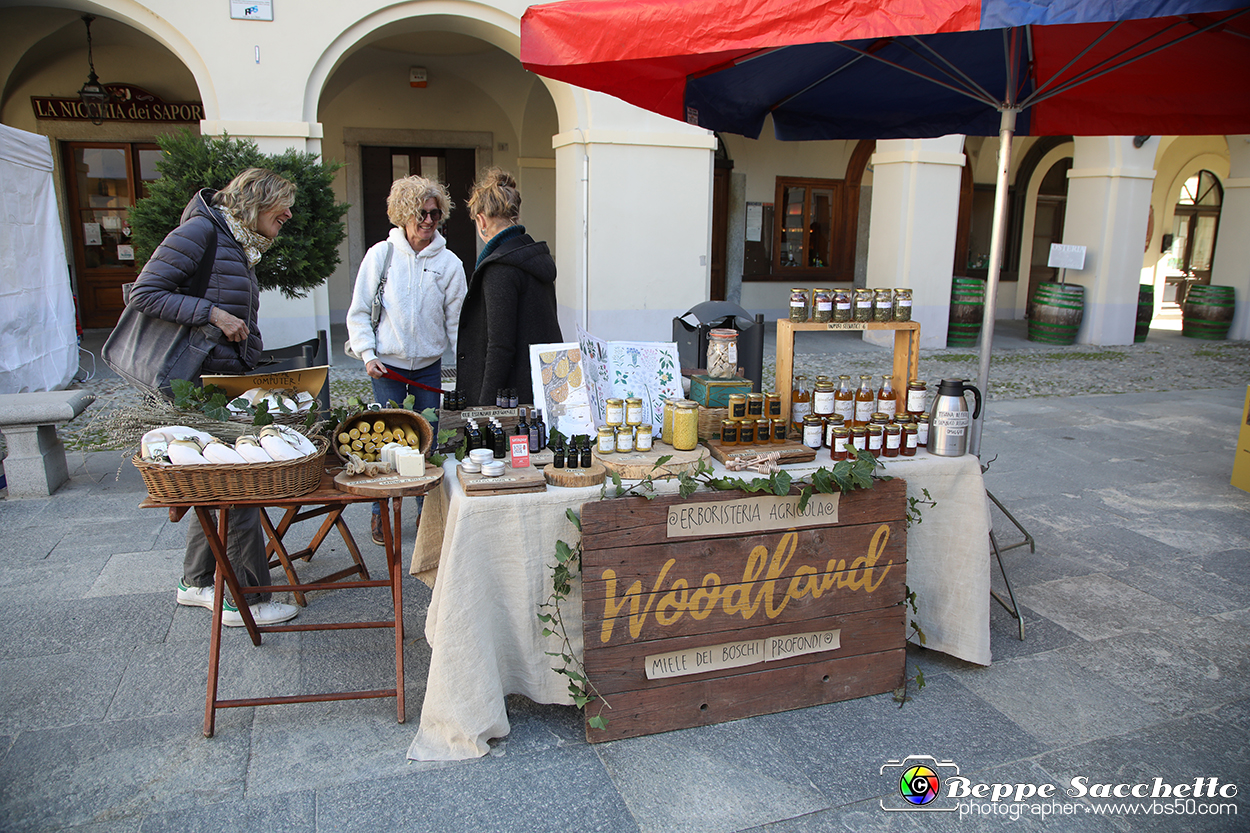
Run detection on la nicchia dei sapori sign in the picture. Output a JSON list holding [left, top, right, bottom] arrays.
[[32, 85, 203, 123]]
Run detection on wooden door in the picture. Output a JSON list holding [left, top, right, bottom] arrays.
[[710, 167, 729, 300], [64, 142, 161, 328], [361, 146, 477, 273]]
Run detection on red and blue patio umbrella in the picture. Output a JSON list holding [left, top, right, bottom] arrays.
[[521, 0, 1250, 451]]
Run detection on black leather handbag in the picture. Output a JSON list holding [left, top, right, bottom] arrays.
[[102, 230, 223, 399]]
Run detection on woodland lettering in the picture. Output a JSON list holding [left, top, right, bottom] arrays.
[[598, 524, 894, 642]]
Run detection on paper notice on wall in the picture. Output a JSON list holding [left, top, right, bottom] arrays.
[[746, 203, 763, 242], [116, 245, 134, 261], [83, 223, 102, 246]]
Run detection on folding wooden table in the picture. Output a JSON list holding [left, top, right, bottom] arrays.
[[140, 464, 442, 737]]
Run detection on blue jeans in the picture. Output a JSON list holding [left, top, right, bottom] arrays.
[[370, 361, 441, 518]]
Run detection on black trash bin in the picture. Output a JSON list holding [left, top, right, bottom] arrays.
[[672, 302, 765, 393]]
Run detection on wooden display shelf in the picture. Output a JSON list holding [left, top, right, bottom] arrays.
[[775, 319, 920, 424]]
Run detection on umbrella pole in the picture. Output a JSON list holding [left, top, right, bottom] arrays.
[[970, 107, 1017, 457]]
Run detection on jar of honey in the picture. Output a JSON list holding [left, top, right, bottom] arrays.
[[802, 415, 824, 449], [747, 393, 765, 418], [902, 422, 918, 456], [867, 424, 884, 457], [765, 392, 782, 418], [728, 393, 748, 420], [822, 414, 845, 448], [755, 418, 771, 445], [850, 425, 868, 453], [770, 417, 788, 443], [831, 426, 851, 461], [720, 419, 740, 446], [883, 424, 901, 458], [906, 380, 927, 416], [739, 418, 757, 445], [791, 374, 811, 433], [813, 380, 836, 416]]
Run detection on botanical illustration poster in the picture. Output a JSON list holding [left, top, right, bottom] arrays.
[[576, 326, 682, 432], [529, 342, 596, 439]]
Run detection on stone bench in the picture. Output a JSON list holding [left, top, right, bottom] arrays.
[[0, 390, 95, 497]]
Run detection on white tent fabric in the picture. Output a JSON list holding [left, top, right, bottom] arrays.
[[0, 123, 77, 393]]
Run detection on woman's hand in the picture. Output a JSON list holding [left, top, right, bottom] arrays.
[[366, 359, 386, 378], [209, 306, 249, 342]]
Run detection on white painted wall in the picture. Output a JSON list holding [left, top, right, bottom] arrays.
[[1210, 135, 1250, 340]]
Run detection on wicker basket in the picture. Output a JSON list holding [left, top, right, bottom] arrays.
[[698, 406, 729, 440], [332, 408, 433, 463], [134, 436, 328, 503]]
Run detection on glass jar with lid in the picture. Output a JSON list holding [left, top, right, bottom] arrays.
[[615, 425, 635, 453], [833, 289, 853, 322], [672, 401, 700, 451], [635, 424, 654, 452], [728, 393, 748, 420], [755, 418, 771, 445], [831, 426, 851, 461], [706, 328, 738, 379], [802, 415, 824, 449], [747, 393, 765, 418], [765, 392, 782, 418], [661, 397, 675, 444], [813, 380, 835, 416], [605, 398, 624, 426], [906, 380, 927, 416], [625, 397, 644, 425], [738, 418, 757, 445], [720, 419, 740, 446], [853, 288, 874, 322], [812, 288, 833, 323], [867, 424, 884, 456], [596, 425, 616, 454], [770, 417, 788, 443], [893, 288, 913, 322], [789, 287, 809, 323], [873, 288, 894, 322], [883, 424, 902, 458]]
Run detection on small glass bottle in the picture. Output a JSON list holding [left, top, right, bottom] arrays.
[[883, 424, 902, 458], [789, 287, 809, 323], [853, 288, 874, 322], [812, 380, 835, 416], [877, 375, 898, 417], [728, 393, 748, 420], [893, 288, 913, 322], [833, 288, 853, 322], [635, 424, 653, 452], [906, 380, 927, 417], [605, 398, 624, 426], [791, 374, 812, 433], [672, 401, 700, 451], [812, 288, 833, 323], [834, 375, 855, 426], [854, 374, 875, 426], [552, 441, 566, 468], [579, 442, 592, 468], [720, 419, 740, 446], [874, 288, 894, 322], [802, 415, 824, 449], [902, 423, 919, 456], [596, 425, 616, 455], [831, 426, 851, 461], [625, 397, 644, 426]]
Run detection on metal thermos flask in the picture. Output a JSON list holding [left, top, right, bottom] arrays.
[[927, 379, 982, 457]]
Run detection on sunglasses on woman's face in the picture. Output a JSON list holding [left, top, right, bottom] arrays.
[[417, 208, 443, 223]]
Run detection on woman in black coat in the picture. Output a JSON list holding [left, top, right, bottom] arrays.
[[127, 167, 301, 628], [457, 168, 562, 407]]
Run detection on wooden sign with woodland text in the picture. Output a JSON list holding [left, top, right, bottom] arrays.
[[579, 478, 907, 742]]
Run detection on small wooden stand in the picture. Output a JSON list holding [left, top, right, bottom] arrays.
[[595, 441, 709, 480], [775, 319, 920, 424], [543, 461, 607, 488], [456, 462, 547, 496], [705, 439, 817, 466]]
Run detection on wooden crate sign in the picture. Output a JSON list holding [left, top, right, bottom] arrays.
[[579, 478, 907, 742]]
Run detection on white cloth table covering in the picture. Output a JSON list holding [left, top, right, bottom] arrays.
[[407, 450, 990, 761]]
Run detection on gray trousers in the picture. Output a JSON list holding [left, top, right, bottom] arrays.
[[183, 507, 271, 605]]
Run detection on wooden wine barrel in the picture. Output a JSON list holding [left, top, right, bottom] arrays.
[[1027, 283, 1084, 345], [1182, 285, 1235, 340], [948, 277, 985, 348], [1135, 284, 1153, 343]]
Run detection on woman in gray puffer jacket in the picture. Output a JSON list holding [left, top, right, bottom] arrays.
[[127, 168, 301, 628]]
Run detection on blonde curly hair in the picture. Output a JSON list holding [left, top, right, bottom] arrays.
[[387, 175, 453, 228]]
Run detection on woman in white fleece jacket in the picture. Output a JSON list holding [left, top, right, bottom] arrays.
[[347, 175, 466, 542]]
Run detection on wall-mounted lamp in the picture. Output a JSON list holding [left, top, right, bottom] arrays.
[[409, 67, 428, 88], [77, 15, 113, 125], [1132, 135, 1152, 149]]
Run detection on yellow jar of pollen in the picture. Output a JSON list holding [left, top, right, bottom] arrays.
[[672, 400, 700, 451]]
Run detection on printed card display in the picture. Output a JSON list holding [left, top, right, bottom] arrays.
[[575, 327, 683, 432], [529, 342, 596, 440]]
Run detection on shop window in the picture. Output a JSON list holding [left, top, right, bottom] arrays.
[[1163, 170, 1222, 304], [769, 176, 845, 278]]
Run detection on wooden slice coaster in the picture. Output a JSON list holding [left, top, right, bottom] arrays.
[[333, 465, 444, 498], [543, 461, 606, 488]]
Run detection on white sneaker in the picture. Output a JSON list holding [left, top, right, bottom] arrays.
[[223, 600, 299, 628], [176, 581, 215, 609]]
